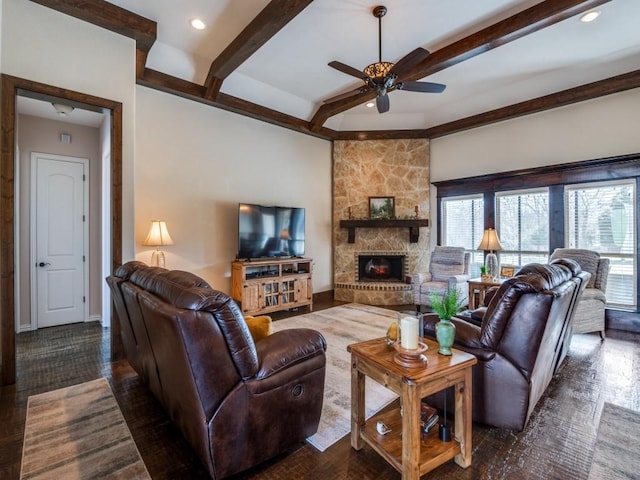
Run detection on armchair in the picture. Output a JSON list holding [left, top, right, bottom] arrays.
[[412, 246, 470, 311], [549, 248, 609, 339]]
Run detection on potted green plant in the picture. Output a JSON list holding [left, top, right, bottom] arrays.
[[429, 288, 464, 355], [480, 265, 492, 281]]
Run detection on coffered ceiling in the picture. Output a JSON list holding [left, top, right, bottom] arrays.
[[28, 0, 640, 140]]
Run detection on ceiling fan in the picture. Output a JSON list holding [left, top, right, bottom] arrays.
[[325, 5, 446, 114]]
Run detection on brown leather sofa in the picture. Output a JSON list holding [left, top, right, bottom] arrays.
[[423, 260, 589, 431], [107, 261, 327, 479]]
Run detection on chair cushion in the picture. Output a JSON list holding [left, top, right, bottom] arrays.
[[580, 287, 606, 303], [550, 248, 599, 288]]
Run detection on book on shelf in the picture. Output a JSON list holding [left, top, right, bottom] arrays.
[[421, 402, 439, 434]]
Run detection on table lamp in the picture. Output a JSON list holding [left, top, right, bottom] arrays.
[[477, 228, 502, 279], [143, 220, 174, 267]]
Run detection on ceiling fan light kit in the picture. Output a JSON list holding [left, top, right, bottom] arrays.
[[325, 5, 446, 114], [363, 61, 394, 80]]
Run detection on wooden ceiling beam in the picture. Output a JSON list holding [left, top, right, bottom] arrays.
[[404, 0, 610, 83], [139, 68, 334, 141], [203, 0, 314, 101], [310, 0, 611, 130]]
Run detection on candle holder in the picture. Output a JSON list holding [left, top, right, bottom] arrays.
[[393, 341, 428, 368]]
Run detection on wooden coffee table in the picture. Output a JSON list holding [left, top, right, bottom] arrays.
[[347, 337, 477, 479]]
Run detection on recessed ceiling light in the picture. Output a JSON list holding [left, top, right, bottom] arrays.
[[580, 10, 600, 23], [190, 18, 206, 30], [366, 102, 375, 108]]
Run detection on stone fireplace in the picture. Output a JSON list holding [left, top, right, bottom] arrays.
[[333, 139, 431, 305]]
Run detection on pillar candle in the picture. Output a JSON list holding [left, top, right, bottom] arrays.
[[400, 316, 419, 350]]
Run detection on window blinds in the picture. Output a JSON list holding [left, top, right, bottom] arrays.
[[442, 195, 485, 277], [566, 180, 636, 309]]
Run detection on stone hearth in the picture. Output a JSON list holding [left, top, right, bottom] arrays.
[[333, 139, 430, 305]]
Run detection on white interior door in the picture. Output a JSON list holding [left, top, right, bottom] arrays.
[[32, 153, 88, 328]]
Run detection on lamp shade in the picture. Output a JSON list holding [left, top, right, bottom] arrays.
[[143, 220, 174, 247], [477, 228, 503, 252]]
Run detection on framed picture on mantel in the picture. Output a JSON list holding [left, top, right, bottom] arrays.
[[369, 196, 395, 219]]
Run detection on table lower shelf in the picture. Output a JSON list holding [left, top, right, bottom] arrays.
[[360, 407, 461, 476]]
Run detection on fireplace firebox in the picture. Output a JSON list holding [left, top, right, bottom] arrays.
[[358, 255, 405, 282]]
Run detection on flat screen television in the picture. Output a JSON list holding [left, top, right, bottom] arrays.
[[237, 203, 305, 259]]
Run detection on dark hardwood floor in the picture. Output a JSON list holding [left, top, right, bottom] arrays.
[[1, 300, 638, 479]]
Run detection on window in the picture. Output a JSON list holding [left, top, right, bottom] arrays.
[[566, 180, 636, 309], [496, 188, 549, 267], [441, 195, 484, 277]]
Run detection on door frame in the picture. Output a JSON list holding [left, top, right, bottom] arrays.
[[1, 74, 123, 385], [30, 153, 90, 329]]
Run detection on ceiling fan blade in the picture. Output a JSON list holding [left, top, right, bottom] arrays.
[[390, 47, 430, 78], [376, 93, 390, 113], [397, 81, 446, 93], [324, 87, 370, 104], [328, 61, 370, 81]]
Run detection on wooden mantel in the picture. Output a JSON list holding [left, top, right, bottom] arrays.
[[339, 219, 429, 243]]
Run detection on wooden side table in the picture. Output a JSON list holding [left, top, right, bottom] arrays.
[[467, 277, 504, 309], [348, 337, 477, 479]]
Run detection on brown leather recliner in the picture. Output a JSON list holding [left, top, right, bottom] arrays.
[[107, 262, 327, 479], [423, 260, 589, 431]]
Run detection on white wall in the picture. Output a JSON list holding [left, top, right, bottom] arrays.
[[431, 89, 640, 182], [429, 88, 640, 249], [134, 86, 333, 293], [2, 0, 136, 259]]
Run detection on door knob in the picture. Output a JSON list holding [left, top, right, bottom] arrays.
[[38, 262, 51, 267]]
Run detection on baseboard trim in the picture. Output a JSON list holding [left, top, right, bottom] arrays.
[[313, 289, 334, 304]]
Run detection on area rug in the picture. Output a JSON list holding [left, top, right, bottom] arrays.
[[272, 303, 400, 452], [588, 402, 640, 479], [20, 377, 150, 480]]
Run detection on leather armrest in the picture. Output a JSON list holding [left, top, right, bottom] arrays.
[[448, 344, 497, 362], [422, 313, 488, 353], [471, 307, 486, 321], [254, 328, 326, 380]]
